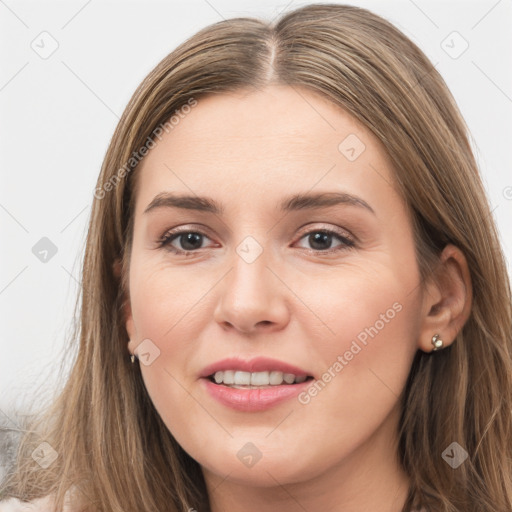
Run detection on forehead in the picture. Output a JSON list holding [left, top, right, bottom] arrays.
[[133, 85, 398, 217]]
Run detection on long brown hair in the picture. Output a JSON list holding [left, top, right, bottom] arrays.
[[2, 4, 511, 511]]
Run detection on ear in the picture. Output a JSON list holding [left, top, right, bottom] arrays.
[[418, 244, 472, 352], [113, 257, 136, 356]]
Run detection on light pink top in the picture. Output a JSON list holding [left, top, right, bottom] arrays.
[[0, 496, 60, 511], [0, 496, 428, 512], [0, 491, 80, 512]]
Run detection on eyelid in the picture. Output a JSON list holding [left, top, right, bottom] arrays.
[[157, 224, 217, 251], [294, 223, 356, 244], [158, 222, 357, 254]]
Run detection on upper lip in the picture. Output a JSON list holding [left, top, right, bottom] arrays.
[[199, 357, 313, 379]]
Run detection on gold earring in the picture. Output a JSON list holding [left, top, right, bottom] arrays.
[[128, 339, 136, 363], [431, 334, 443, 351]]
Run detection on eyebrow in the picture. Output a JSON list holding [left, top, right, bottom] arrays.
[[143, 191, 375, 216]]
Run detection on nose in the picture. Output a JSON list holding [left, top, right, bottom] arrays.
[[213, 245, 290, 335]]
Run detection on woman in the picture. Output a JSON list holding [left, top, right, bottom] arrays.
[[1, 3, 511, 511]]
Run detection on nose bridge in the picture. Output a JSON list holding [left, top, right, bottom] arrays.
[[233, 234, 271, 295], [213, 233, 289, 333]]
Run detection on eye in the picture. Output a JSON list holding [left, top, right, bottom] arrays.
[[294, 228, 355, 254], [157, 226, 356, 256], [158, 229, 214, 255]]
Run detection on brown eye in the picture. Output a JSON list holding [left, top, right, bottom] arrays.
[[157, 227, 355, 256], [158, 230, 212, 254], [295, 229, 355, 253]]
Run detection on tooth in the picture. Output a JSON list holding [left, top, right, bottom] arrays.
[[251, 371, 270, 386], [223, 370, 235, 385], [269, 371, 284, 385], [234, 371, 251, 385], [215, 370, 307, 386], [283, 373, 295, 384]]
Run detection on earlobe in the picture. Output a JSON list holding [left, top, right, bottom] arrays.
[[125, 305, 138, 360], [418, 244, 472, 353]]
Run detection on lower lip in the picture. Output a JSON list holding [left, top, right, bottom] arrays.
[[201, 377, 312, 412]]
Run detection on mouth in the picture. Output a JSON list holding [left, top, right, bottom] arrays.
[[200, 359, 315, 411], [199, 357, 315, 411], [206, 370, 315, 389]]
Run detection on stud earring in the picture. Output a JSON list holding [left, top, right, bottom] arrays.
[[431, 334, 443, 351], [128, 340, 136, 363]]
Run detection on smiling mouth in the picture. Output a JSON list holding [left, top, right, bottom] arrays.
[[208, 370, 315, 388]]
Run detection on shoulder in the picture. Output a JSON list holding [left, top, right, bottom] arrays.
[[0, 484, 90, 512], [0, 495, 54, 511], [0, 493, 80, 512]]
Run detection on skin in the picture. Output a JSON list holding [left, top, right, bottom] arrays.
[[121, 85, 472, 512]]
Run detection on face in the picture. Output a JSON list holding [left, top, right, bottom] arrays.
[[124, 85, 424, 489]]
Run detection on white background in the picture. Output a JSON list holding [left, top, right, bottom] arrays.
[[1, 0, 511, 425]]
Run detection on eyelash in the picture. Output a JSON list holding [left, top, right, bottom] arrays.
[[157, 226, 356, 256]]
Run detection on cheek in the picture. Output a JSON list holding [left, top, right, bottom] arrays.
[[295, 256, 422, 402], [281, 267, 421, 469], [128, 262, 214, 429], [129, 256, 214, 340], [297, 257, 420, 349]]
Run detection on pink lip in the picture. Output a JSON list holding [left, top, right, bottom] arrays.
[[199, 357, 312, 379], [201, 378, 312, 412], [199, 357, 314, 412]]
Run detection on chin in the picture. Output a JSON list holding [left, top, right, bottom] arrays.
[[195, 439, 324, 487]]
